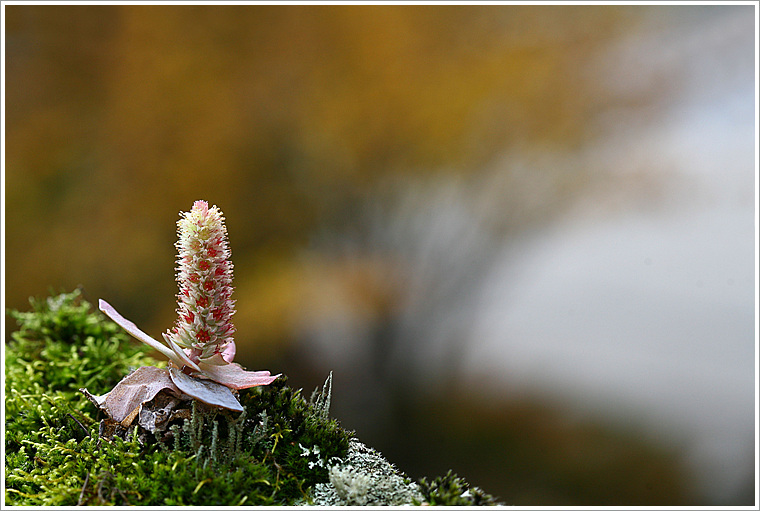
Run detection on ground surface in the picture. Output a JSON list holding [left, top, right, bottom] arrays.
[[4, 290, 499, 506]]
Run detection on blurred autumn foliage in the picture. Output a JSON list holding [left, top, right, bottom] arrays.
[[5, 5, 703, 504], [5, 5, 640, 328]]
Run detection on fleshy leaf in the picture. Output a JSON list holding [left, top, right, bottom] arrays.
[[222, 341, 236, 363], [99, 299, 186, 368], [80, 366, 181, 425], [196, 360, 280, 390], [162, 332, 202, 372], [168, 367, 244, 412], [198, 352, 230, 366]]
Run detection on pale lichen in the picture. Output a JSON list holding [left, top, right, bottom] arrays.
[[308, 439, 425, 506]]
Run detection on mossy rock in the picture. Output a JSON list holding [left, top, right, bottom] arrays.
[[4, 290, 499, 506]]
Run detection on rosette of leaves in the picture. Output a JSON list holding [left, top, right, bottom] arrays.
[[83, 201, 279, 427]]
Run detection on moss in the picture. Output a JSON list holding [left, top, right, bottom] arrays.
[[416, 470, 500, 506], [4, 290, 351, 505], [4, 290, 498, 506]]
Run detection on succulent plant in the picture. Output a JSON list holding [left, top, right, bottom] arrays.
[[89, 201, 279, 418]]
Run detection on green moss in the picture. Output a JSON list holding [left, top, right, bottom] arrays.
[[416, 470, 500, 506], [4, 290, 353, 506], [5, 290, 498, 506]]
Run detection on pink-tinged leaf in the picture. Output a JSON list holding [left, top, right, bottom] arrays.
[[168, 367, 244, 412], [198, 352, 229, 366], [99, 299, 185, 367], [222, 341, 236, 363], [162, 332, 202, 372], [197, 361, 280, 390], [80, 366, 181, 425]]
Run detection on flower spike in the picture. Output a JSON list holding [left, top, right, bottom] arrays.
[[96, 200, 279, 415], [167, 200, 237, 363]]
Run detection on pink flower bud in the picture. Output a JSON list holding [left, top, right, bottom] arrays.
[[167, 200, 236, 361]]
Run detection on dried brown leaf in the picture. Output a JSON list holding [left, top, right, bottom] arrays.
[[80, 366, 182, 424]]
